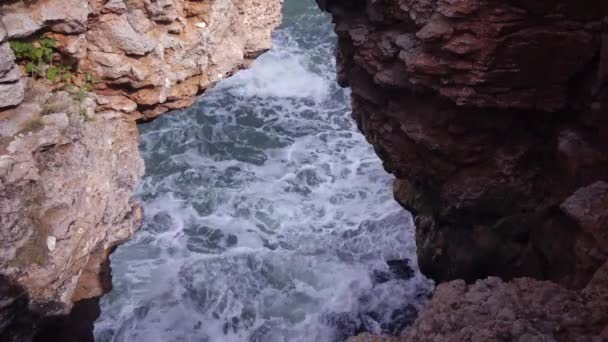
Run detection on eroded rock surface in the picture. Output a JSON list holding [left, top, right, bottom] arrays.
[[348, 261, 608, 341], [0, 0, 282, 340], [320, 0, 608, 340], [402, 262, 608, 341], [320, 0, 608, 287], [0, 0, 283, 119], [0, 87, 143, 342]]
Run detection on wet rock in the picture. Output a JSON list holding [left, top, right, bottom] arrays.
[[370, 259, 415, 285], [347, 334, 400, 342], [386, 260, 414, 280], [184, 225, 235, 254], [381, 305, 417, 335], [370, 270, 392, 285], [147, 212, 175, 234], [560, 181, 608, 250], [324, 312, 364, 341]]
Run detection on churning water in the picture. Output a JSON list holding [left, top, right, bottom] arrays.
[[95, 1, 431, 341]]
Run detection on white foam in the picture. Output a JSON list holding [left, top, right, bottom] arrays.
[[95, 1, 432, 341], [224, 49, 331, 102]]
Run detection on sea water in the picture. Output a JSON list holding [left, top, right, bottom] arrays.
[[94, 1, 431, 341]]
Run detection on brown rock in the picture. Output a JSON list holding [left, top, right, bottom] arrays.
[[86, 13, 157, 56], [0, 89, 143, 341], [95, 94, 138, 113], [0, 1, 283, 340], [561, 182, 608, 253], [402, 265, 608, 341], [320, 1, 608, 341], [320, 0, 608, 288]]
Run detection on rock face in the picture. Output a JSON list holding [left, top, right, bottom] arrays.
[[320, 0, 608, 287], [0, 88, 143, 342], [0, 0, 283, 119], [319, 0, 608, 340], [0, 0, 282, 340], [349, 260, 608, 341], [0, 36, 25, 107], [402, 261, 608, 341]]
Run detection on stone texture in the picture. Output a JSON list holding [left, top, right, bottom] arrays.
[[0, 88, 144, 342], [347, 334, 400, 342], [401, 262, 608, 341], [320, 0, 608, 289], [320, 0, 608, 341], [0, 42, 15, 76], [1, 12, 41, 39], [0, 42, 22, 109], [0, 80, 24, 108], [0, 0, 283, 340], [0, 0, 283, 119], [346, 263, 608, 342], [561, 181, 608, 250], [85, 13, 157, 56]]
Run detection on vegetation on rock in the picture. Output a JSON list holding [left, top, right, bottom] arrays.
[[9, 36, 73, 83]]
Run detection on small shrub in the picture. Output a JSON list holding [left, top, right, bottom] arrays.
[[85, 72, 100, 89], [9, 36, 73, 83], [11, 36, 103, 124]]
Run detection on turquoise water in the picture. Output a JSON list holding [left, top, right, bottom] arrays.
[[95, 1, 430, 341]]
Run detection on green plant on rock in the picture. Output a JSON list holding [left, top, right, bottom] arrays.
[[9, 36, 73, 84], [11, 36, 104, 124], [85, 72, 100, 87], [46, 65, 73, 83]]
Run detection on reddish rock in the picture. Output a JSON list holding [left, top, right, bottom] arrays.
[[323, 0, 608, 340], [401, 262, 608, 341], [321, 0, 608, 288], [1, 0, 283, 116]]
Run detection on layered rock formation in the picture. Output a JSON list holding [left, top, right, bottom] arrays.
[[319, 0, 608, 340], [0, 0, 282, 340], [0, 0, 281, 120], [0, 86, 143, 342]]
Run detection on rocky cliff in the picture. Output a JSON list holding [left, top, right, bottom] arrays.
[[319, 0, 608, 340], [0, 0, 282, 341]]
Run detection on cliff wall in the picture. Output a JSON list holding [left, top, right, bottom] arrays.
[[320, 0, 607, 287], [319, 0, 608, 340], [0, 0, 282, 340]]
